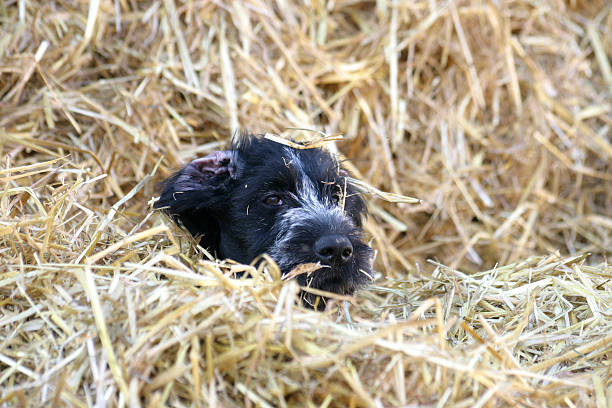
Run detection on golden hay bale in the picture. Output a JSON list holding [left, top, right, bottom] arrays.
[[1, 0, 610, 406]]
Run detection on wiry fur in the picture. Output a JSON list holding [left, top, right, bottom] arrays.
[[155, 134, 373, 309]]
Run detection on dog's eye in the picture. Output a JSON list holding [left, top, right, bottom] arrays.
[[264, 195, 283, 207]]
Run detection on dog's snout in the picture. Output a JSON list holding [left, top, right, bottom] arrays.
[[314, 235, 353, 265]]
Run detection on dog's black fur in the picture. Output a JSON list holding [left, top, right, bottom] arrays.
[[155, 134, 373, 309]]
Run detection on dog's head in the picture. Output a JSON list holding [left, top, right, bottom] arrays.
[[155, 134, 373, 308]]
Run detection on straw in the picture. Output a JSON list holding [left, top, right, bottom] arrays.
[[1, 1, 610, 406]]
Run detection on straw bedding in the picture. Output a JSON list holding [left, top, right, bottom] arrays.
[[1, 0, 611, 406]]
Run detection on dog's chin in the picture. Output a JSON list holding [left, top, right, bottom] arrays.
[[280, 261, 373, 310]]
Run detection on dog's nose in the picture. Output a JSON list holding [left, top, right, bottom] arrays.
[[314, 235, 353, 265]]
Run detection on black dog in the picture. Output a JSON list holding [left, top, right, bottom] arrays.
[[155, 134, 373, 308]]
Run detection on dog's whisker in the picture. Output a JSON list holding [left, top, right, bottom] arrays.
[[359, 269, 374, 280], [341, 176, 347, 212]]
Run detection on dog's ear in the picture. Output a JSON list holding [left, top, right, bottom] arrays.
[[155, 150, 237, 251]]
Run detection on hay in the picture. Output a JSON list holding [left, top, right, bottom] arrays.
[[1, 0, 611, 406]]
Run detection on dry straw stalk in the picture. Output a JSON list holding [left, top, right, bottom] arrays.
[[1, 0, 611, 406]]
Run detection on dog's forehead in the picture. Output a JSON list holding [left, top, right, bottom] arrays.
[[282, 148, 337, 179], [237, 140, 340, 183]]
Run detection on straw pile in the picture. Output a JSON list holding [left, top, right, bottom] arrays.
[[1, 0, 611, 406]]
